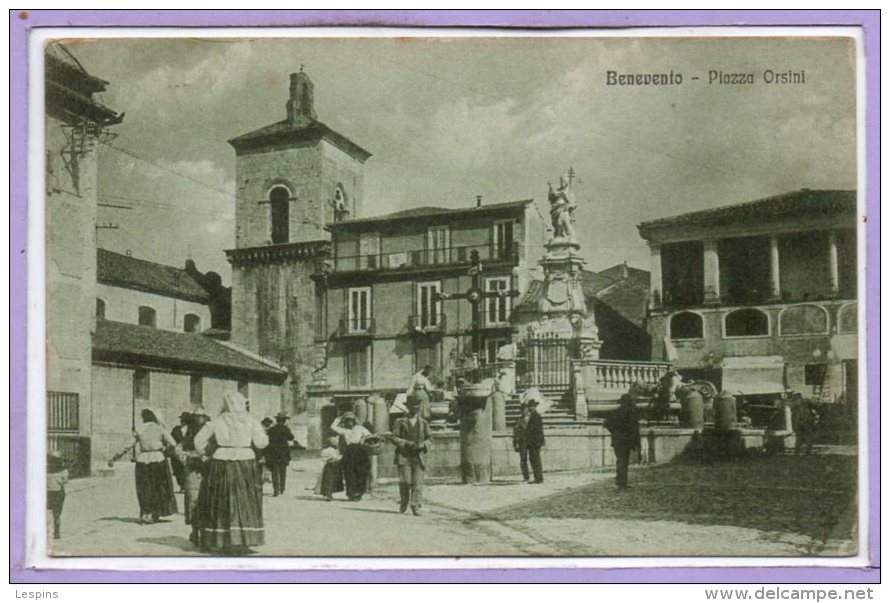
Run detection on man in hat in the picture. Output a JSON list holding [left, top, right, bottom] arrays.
[[525, 399, 546, 484], [169, 411, 191, 491], [391, 394, 432, 515], [605, 394, 641, 489], [265, 412, 295, 496]]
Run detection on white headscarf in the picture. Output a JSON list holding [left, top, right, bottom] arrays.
[[220, 392, 249, 416]]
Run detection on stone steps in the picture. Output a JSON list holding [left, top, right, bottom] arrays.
[[505, 392, 577, 427]]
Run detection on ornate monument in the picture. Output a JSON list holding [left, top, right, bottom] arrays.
[[524, 170, 601, 357]]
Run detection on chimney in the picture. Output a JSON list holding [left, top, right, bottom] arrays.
[[476, 195, 482, 207], [286, 70, 317, 123], [622, 261, 628, 279]]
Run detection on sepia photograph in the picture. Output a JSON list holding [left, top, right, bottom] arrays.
[[35, 28, 864, 563]]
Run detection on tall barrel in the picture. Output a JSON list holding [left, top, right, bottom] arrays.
[[714, 391, 738, 432], [459, 382, 493, 483], [490, 390, 507, 432], [369, 395, 389, 434], [353, 398, 369, 426], [681, 389, 705, 431]]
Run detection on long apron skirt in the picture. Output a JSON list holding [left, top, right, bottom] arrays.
[[316, 461, 344, 497], [340, 444, 370, 500], [196, 459, 264, 550], [135, 460, 178, 518], [182, 458, 204, 525]]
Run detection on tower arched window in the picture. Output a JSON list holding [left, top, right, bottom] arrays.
[[270, 186, 290, 244], [724, 308, 769, 338], [96, 298, 106, 320]]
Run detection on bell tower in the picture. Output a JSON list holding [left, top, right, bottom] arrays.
[[226, 72, 371, 447], [228, 70, 371, 247]]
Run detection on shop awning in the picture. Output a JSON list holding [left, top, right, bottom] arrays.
[[721, 356, 785, 395]]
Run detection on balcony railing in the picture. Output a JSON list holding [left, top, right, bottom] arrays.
[[333, 242, 520, 272], [407, 314, 446, 334], [337, 317, 375, 337]]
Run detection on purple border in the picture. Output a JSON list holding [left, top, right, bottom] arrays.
[[10, 9, 879, 584]]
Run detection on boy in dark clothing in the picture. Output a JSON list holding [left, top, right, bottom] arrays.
[[512, 404, 531, 482], [525, 400, 545, 484], [47, 450, 69, 539], [266, 412, 295, 496], [605, 394, 641, 489]]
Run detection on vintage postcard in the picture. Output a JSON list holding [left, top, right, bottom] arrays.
[[25, 21, 871, 572]]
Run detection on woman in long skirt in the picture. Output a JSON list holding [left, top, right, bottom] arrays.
[[314, 436, 343, 501], [133, 408, 178, 524], [330, 413, 371, 501], [174, 412, 210, 544], [193, 392, 268, 553]]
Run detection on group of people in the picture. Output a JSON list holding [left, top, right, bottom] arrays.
[[108, 393, 269, 553]]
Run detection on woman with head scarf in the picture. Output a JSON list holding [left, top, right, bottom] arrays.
[[173, 411, 211, 545], [330, 412, 372, 501], [133, 407, 178, 524], [193, 392, 268, 553]]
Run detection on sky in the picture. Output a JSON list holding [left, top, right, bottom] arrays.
[[58, 34, 857, 283]]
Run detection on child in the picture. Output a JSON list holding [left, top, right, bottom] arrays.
[[314, 437, 343, 501], [47, 450, 69, 540]]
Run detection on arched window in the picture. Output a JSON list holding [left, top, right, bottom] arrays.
[[333, 186, 349, 222], [779, 304, 828, 336], [724, 308, 769, 337], [96, 298, 106, 320], [138, 306, 157, 328], [670, 311, 703, 340], [269, 186, 290, 244], [183, 313, 202, 333], [838, 303, 857, 333]]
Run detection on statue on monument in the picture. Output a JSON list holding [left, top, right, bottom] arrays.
[[547, 171, 577, 241]]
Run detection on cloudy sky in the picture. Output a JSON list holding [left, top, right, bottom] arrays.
[[60, 34, 856, 282]]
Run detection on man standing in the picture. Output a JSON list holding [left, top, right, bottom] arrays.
[[407, 365, 434, 420], [605, 394, 641, 489], [169, 411, 190, 492], [265, 412, 295, 496], [525, 400, 545, 484], [391, 396, 432, 515], [512, 404, 531, 482]]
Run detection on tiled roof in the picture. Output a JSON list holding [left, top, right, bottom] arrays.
[[594, 279, 650, 327], [227, 117, 371, 161], [97, 249, 209, 303], [638, 189, 856, 232], [328, 199, 534, 229], [93, 320, 286, 379], [516, 266, 650, 328]]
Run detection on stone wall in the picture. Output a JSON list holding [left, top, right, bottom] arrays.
[[45, 118, 99, 437], [91, 363, 282, 469], [96, 283, 212, 332], [374, 424, 769, 480]]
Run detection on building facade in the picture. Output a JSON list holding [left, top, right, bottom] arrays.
[[44, 45, 123, 473], [319, 200, 545, 397], [638, 189, 858, 402]]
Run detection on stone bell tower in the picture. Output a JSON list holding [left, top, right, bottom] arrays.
[[226, 71, 372, 446]]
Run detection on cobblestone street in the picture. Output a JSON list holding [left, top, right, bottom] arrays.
[[47, 449, 856, 558]]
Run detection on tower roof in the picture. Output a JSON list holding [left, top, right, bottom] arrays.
[[228, 71, 371, 161]]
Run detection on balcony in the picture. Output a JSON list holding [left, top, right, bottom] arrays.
[[407, 314, 447, 335], [332, 242, 520, 273], [337, 317, 375, 338]]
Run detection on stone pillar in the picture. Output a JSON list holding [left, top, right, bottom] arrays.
[[490, 390, 507, 431], [649, 243, 663, 307], [769, 236, 781, 300], [828, 231, 839, 296], [369, 395, 389, 434], [572, 361, 588, 420], [458, 383, 492, 484], [703, 239, 720, 304], [305, 383, 332, 449]]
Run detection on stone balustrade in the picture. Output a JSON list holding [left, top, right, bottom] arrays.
[[576, 358, 671, 410]]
